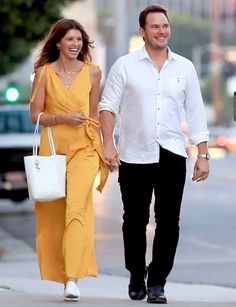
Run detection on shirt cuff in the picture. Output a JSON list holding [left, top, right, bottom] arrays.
[[99, 104, 119, 120], [190, 132, 209, 145]]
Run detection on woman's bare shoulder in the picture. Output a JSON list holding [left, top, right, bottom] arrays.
[[88, 63, 101, 78], [32, 65, 47, 84], [35, 65, 46, 76]]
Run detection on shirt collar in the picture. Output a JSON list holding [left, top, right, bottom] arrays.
[[138, 46, 176, 63]]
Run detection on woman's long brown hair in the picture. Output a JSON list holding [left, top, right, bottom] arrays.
[[34, 19, 94, 70]]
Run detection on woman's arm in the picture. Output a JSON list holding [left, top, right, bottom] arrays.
[[30, 66, 87, 126], [30, 67, 47, 124], [89, 65, 101, 121]]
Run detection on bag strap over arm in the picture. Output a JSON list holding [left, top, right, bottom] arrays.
[[33, 112, 56, 156]]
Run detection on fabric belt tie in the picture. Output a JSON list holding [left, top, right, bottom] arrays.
[[83, 119, 108, 193]]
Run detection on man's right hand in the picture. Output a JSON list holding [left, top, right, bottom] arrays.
[[103, 142, 120, 172]]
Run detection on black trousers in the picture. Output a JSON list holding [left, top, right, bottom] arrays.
[[118, 147, 186, 287]]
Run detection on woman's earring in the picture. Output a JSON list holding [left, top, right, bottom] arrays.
[[56, 44, 60, 50]]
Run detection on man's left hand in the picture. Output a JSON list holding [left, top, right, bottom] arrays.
[[192, 158, 210, 182]]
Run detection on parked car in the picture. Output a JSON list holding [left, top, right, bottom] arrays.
[[0, 104, 35, 203]]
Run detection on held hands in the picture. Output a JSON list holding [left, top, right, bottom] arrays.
[[192, 158, 210, 182], [103, 142, 120, 172]]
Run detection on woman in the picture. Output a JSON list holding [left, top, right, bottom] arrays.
[[30, 18, 108, 302]]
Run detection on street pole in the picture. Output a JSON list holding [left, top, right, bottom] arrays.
[[210, 0, 222, 126], [113, 0, 129, 59]]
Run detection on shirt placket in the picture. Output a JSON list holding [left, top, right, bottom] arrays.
[[152, 65, 161, 162]]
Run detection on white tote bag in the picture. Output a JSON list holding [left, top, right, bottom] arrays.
[[24, 112, 66, 202]]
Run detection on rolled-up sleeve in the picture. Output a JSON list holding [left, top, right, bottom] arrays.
[[185, 62, 209, 145], [99, 58, 125, 118]]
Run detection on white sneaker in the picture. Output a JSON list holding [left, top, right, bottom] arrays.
[[64, 281, 80, 302]]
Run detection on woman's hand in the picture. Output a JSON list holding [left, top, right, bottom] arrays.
[[103, 141, 120, 172], [62, 112, 88, 125]]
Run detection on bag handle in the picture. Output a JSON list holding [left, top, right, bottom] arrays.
[[47, 126, 56, 155], [33, 112, 56, 156]]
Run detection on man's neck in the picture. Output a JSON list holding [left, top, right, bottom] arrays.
[[145, 45, 168, 71]]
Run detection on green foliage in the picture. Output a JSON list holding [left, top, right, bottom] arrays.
[[201, 75, 232, 125], [201, 75, 212, 104], [0, 0, 78, 76], [168, 12, 236, 125], [217, 79, 233, 125], [169, 12, 210, 61]]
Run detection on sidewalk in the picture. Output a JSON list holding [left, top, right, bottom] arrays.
[[1, 227, 236, 306]]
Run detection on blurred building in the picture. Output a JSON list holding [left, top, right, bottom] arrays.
[[63, 0, 106, 77], [97, 1, 236, 78], [97, 0, 236, 69], [98, 0, 236, 36], [157, 0, 236, 35], [63, 0, 97, 36], [97, 0, 236, 125]]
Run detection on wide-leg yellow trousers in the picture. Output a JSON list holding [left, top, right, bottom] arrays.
[[35, 141, 100, 284], [64, 146, 99, 278]]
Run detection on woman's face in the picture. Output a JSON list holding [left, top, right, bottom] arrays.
[[58, 29, 83, 59]]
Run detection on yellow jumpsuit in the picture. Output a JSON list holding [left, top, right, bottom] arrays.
[[30, 63, 108, 284]]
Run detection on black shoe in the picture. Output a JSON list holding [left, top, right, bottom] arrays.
[[128, 281, 146, 300], [128, 267, 148, 300], [147, 285, 167, 304]]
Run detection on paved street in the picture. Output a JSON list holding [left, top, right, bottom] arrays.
[[1, 225, 236, 306], [1, 151, 236, 287], [0, 151, 236, 305]]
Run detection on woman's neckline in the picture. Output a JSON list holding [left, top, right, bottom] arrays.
[[50, 60, 84, 75], [48, 61, 86, 91]]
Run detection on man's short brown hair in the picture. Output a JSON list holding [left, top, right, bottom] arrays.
[[139, 5, 169, 29]]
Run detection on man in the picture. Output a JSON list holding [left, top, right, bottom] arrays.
[[99, 5, 210, 304]]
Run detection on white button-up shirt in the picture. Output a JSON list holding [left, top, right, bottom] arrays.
[[99, 47, 209, 163]]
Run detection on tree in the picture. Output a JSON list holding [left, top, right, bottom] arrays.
[[168, 13, 236, 125], [0, 0, 78, 76], [169, 12, 210, 62]]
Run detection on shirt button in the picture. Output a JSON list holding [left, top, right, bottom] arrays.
[[158, 93, 160, 95]]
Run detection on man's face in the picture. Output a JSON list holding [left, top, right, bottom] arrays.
[[140, 12, 171, 51]]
